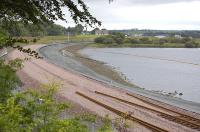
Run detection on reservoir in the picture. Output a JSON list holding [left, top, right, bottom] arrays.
[[80, 48, 200, 103]]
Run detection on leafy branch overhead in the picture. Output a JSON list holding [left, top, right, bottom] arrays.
[[0, 0, 101, 27]]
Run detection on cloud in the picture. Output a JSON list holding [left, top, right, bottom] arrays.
[[85, 0, 200, 5], [56, 0, 200, 30]]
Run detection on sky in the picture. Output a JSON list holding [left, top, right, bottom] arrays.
[[55, 0, 200, 30]]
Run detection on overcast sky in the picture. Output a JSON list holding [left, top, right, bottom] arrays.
[[55, 0, 200, 30]]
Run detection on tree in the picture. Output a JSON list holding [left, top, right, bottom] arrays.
[[0, 0, 101, 27], [91, 28, 100, 34], [46, 24, 66, 36], [112, 32, 125, 44], [74, 24, 84, 35]]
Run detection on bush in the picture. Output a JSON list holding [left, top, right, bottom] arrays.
[[130, 38, 140, 44], [185, 42, 194, 48], [33, 38, 37, 43], [0, 60, 20, 103], [139, 37, 152, 44], [95, 32, 125, 45], [94, 37, 104, 43], [94, 36, 114, 44], [112, 32, 125, 44], [103, 37, 114, 44]]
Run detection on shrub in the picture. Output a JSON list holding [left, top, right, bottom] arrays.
[[94, 36, 105, 43], [130, 38, 140, 44], [94, 36, 114, 44], [0, 60, 21, 103], [112, 32, 125, 44], [113, 37, 124, 44], [33, 38, 37, 43], [139, 37, 152, 44], [185, 42, 194, 48], [103, 37, 114, 44]]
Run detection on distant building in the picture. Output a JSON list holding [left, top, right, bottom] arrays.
[[95, 29, 109, 35], [174, 35, 182, 38], [132, 34, 143, 37], [155, 35, 167, 38], [82, 31, 90, 35]]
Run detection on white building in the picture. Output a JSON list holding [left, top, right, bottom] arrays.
[[132, 34, 143, 37], [95, 29, 109, 35], [155, 35, 167, 38], [174, 35, 182, 38]]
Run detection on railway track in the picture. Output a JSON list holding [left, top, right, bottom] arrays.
[[126, 93, 200, 127], [76, 91, 168, 132], [94, 91, 200, 131]]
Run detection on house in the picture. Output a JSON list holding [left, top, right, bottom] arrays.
[[155, 35, 167, 38], [95, 29, 109, 35], [174, 35, 182, 38], [132, 34, 143, 37]]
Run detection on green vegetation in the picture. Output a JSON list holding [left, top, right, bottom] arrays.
[[0, 22, 86, 37], [94, 32, 125, 45], [93, 35, 200, 48], [0, 59, 115, 131], [98, 115, 112, 132], [37, 35, 98, 44], [0, 0, 101, 26], [111, 29, 200, 38], [0, 59, 21, 103], [0, 82, 90, 132]]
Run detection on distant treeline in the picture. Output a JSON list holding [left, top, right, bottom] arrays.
[[94, 32, 199, 48], [0, 21, 84, 37], [110, 29, 200, 38]]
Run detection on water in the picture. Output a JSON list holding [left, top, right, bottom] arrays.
[[80, 48, 200, 103]]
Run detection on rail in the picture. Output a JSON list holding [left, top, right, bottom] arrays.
[[95, 91, 200, 130], [76, 91, 168, 132]]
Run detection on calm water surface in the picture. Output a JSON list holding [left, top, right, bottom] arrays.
[[81, 48, 200, 103]]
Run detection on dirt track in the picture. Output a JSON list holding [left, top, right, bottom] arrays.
[[8, 45, 200, 131]]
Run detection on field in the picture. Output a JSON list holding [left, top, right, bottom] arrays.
[[37, 35, 97, 44], [14, 35, 200, 48]]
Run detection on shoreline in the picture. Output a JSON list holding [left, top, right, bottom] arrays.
[[63, 44, 193, 99], [63, 44, 138, 88], [38, 43, 200, 113]]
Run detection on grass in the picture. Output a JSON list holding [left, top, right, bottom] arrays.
[[37, 35, 98, 44], [13, 35, 98, 46]]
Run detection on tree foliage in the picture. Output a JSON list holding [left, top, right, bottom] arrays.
[[94, 33, 125, 45], [0, 21, 85, 38], [0, 83, 89, 132], [0, 0, 101, 27], [0, 59, 21, 103]]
